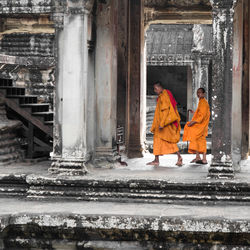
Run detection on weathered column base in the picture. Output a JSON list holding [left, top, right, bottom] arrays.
[[49, 158, 88, 176], [93, 148, 120, 168], [207, 162, 235, 179], [127, 146, 143, 159]]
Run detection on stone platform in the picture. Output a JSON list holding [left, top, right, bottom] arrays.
[[0, 155, 250, 248], [0, 154, 250, 204]]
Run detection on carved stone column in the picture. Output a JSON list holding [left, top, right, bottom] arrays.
[[191, 53, 211, 109], [93, 0, 119, 168], [208, 0, 238, 178], [49, 1, 94, 175], [241, 0, 249, 159], [126, 0, 145, 158]]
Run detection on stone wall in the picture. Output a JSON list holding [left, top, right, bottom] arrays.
[[0, 15, 55, 107]]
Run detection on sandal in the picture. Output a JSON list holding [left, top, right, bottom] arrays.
[[190, 158, 201, 163], [196, 160, 208, 165]]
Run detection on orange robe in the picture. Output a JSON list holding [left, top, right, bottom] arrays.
[[183, 98, 210, 154], [151, 90, 181, 156]]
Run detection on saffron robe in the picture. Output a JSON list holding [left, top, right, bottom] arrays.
[[183, 98, 210, 154], [151, 89, 181, 156]]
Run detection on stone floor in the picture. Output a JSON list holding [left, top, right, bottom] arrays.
[[1, 153, 250, 184]]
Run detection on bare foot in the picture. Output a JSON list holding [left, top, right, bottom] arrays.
[[176, 158, 183, 167], [146, 161, 159, 166]]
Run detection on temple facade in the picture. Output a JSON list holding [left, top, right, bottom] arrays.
[[0, 0, 249, 179]]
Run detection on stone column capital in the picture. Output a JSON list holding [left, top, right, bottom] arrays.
[[51, 12, 64, 29], [66, 0, 94, 14], [54, 0, 94, 15], [209, 0, 238, 10]]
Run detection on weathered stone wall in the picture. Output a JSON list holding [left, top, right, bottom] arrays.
[[146, 24, 212, 65], [0, 33, 54, 57], [0, 15, 55, 106], [0, 0, 54, 13]]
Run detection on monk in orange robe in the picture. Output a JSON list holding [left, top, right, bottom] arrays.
[[147, 82, 182, 166], [183, 88, 210, 164]]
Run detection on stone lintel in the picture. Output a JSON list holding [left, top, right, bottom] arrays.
[[49, 157, 88, 175]]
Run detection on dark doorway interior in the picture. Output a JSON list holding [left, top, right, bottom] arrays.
[[147, 65, 188, 122]]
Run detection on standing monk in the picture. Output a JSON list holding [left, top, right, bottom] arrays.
[[147, 82, 182, 166], [183, 88, 210, 164]]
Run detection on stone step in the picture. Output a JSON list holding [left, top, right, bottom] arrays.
[[1, 198, 250, 248], [7, 95, 38, 105], [0, 79, 13, 87], [0, 152, 21, 165], [44, 121, 53, 126], [0, 86, 25, 96], [0, 146, 20, 156], [32, 111, 54, 122], [20, 103, 50, 112], [0, 176, 28, 198], [25, 177, 250, 204], [0, 138, 20, 148]]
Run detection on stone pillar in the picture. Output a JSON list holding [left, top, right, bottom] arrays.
[[191, 53, 210, 109], [94, 0, 119, 168], [232, 0, 243, 170], [241, 0, 249, 159], [187, 66, 193, 119], [126, 0, 145, 158], [49, 1, 94, 175], [117, 0, 128, 133], [208, 0, 238, 178]]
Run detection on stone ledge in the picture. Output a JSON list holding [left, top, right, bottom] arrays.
[[0, 199, 250, 247], [1, 172, 250, 204]]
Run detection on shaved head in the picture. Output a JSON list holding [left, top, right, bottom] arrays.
[[153, 81, 164, 95], [198, 87, 206, 93], [153, 81, 163, 88]]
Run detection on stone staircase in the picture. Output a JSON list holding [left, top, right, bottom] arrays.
[[0, 101, 23, 165], [0, 78, 53, 159]]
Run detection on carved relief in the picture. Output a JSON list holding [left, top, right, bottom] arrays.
[[192, 24, 205, 52]]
